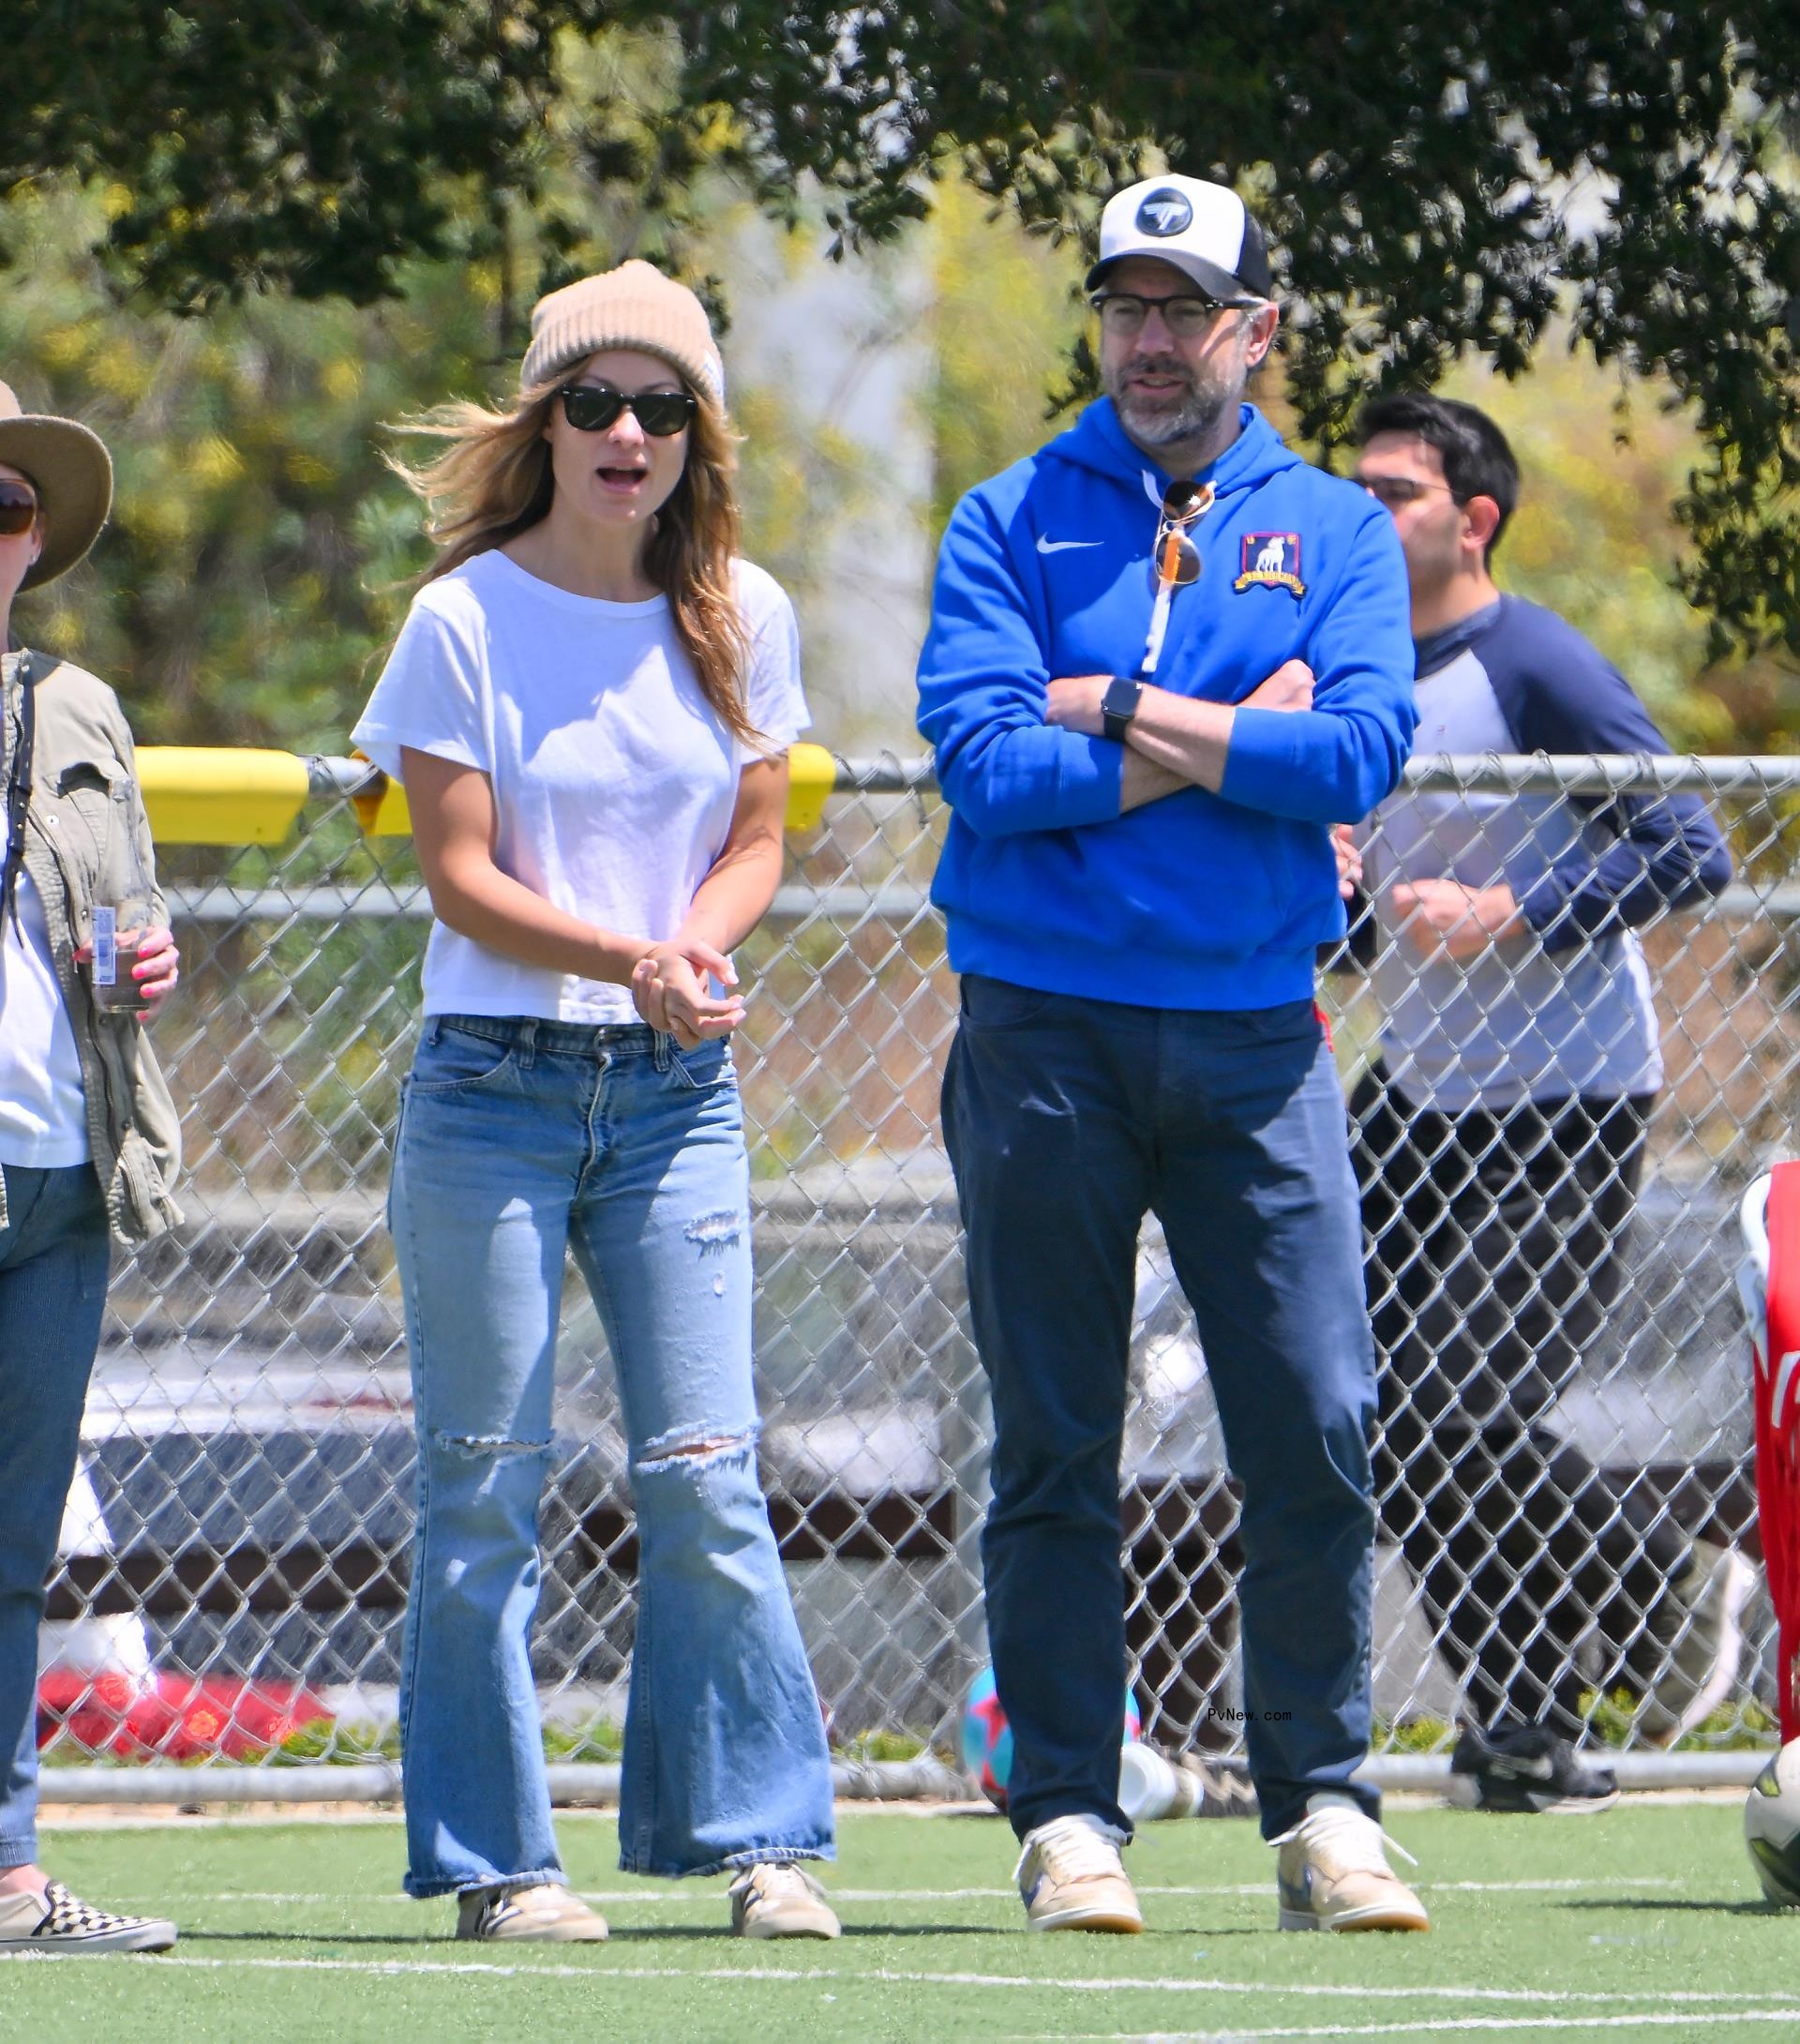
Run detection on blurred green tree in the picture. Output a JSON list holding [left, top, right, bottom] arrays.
[[1445, 350, 1795, 754], [16, 5, 1800, 661], [2, 34, 886, 747]]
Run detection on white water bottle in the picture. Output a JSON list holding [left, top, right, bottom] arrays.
[[1118, 1740, 1203, 1822]]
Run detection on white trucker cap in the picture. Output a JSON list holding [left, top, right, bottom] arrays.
[[1086, 174, 1274, 305]]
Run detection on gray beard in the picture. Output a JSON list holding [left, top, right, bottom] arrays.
[[1110, 377, 1230, 450]]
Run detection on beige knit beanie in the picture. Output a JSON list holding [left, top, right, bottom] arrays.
[[520, 261, 726, 408]]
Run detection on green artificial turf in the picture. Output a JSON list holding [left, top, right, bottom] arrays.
[[8, 1801, 1796, 2043]]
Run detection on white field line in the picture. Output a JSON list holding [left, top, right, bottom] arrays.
[[1036, 2015, 1800, 2042], [38, 1811, 407, 1831], [117, 1875, 1689, 1906], [3, 1951, 1791, 2013]]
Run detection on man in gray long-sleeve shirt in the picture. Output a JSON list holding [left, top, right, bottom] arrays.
[[1345, 391, 1746, 1813]]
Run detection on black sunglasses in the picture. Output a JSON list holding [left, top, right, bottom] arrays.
[[0, 481, 39, 535], [557, 384, 698, 438]]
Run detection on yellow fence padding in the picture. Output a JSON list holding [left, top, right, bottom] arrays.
[[133, 744, 844, 845], [350, 758, 412, 838], [138, 748, 312, 846], [782, 743, 838, 833]]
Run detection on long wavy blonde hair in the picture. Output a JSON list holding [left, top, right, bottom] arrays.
[[387, 371, 758, 744]]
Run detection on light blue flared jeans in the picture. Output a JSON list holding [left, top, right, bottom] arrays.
[[389, 1014, 833, 1895]]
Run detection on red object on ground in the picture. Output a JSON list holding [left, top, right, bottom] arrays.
[[36, 1671, 332, 1760], [1754, 1161, 1800, 1744]]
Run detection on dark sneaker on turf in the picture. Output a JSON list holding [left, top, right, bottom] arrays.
[[0, 1879, 176, 1954], [1446, 1722, 1619, 1815], [728, 1863, 840, 1939], [456, 1882, 608, 1942]]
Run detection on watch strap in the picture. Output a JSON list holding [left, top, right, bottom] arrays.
[[1102, 675, 1143, 744]]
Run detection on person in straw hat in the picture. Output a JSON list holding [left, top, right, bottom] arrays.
[[352, 261, 837, 1942], [0, 382, 182, 1955]]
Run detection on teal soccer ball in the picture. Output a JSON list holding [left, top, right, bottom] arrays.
[[961, 1665, 1142, 1811]]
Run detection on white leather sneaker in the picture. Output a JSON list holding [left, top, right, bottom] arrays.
[[1272, 1795, 1430, 1933], [1013, 1812, 1144, 1932], [728, 1862, 841, 1939], [456, 1881, 609, 1942]]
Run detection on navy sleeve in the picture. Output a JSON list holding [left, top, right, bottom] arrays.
[[1485, 606, 1732, 952]]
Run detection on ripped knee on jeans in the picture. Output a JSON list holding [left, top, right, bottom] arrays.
[[433, 1431, 552, 1460], [634, 1423, 757, 1473], [682, 1210, 742, 1254]]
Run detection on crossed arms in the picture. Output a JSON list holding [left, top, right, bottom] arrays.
[[1041, 660, 1314, 811], [916, 491, 1416, 836]]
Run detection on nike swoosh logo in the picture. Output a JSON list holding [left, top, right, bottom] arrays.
[[1036, 535, 1102, 553]]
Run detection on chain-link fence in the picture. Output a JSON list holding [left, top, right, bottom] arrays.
[[38, 752, 1800, 1778]]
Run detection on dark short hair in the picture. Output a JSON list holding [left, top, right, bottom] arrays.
[[1354, 391, 1520, 559]]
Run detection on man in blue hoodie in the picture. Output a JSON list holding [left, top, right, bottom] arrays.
[[918, 173, 1426, 1935]]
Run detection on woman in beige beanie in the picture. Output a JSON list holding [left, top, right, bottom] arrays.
[[353, 263, 837, 1943]]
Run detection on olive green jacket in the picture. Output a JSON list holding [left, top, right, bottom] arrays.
[[0, 647, 182, 1242]]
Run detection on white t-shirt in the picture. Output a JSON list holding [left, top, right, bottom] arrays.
[[0, 866, 91, 1167], [352, 549, 809, 1024]]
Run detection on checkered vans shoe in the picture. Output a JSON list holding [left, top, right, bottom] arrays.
[[0, 1879, 177, 1954]]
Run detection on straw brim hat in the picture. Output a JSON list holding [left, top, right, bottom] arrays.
[[0, 381, 113, 590]]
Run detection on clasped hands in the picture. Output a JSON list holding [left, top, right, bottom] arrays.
[[1329, 830, 1522, 961], [630, 936, 744, 1049], [1045, 659, 1521, 960]]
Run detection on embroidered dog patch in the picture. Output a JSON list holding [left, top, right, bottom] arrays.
[[1233, 533, 1305, 596]]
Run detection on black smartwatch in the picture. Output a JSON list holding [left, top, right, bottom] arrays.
[[1102, 675, 1143, 744]]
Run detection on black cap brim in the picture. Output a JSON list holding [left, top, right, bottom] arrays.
[[1085, 249, 1265, 305]]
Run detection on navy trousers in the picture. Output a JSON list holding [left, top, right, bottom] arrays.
[[942, 976, 1379, 1841]]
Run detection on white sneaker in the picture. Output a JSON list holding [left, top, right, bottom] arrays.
[[0, 1879, 176, 1954], [1272, 1795, 1430, 1933], [728, 1862, 840, 1939], [1013, 1813, 1144, 1932], [456, 1882, 609, 1942], [1638, 1540, 1756, 1745]]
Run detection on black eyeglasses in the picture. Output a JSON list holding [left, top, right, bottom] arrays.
[[557, 384, 698, 438], [1091, 291, 1248, 338], [1355, 473, 1461, 510], [0, 481, 39, 536]]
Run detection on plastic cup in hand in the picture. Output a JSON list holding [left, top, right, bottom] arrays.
[[86, 906, 154, 1014], [85, 774, 159, 1014]]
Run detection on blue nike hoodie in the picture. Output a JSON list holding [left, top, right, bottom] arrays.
[[916, 398, 1417, 1009]]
